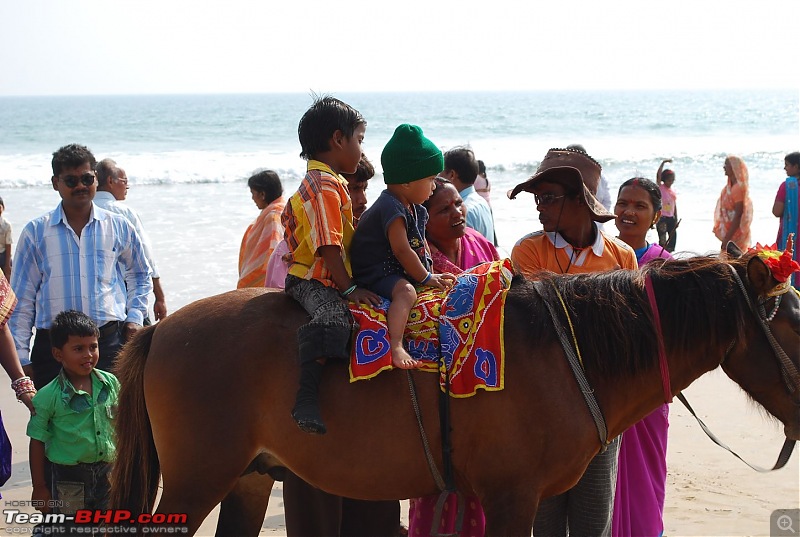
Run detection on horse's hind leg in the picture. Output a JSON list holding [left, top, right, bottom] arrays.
[[481, 490, 538, 537], [216, 472, 274, 537], [154, 453, 250, 536]]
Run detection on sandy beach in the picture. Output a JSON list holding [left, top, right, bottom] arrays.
[[0, 89, 796, 536], [0, 363, 796, 536]]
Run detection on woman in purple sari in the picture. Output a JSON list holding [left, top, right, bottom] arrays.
[[612, 177, 672, 537], [407, 178, 498, 537]]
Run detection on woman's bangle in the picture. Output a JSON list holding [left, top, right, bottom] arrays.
[[341, 284, 357, 297], [11, 376, 36, 399], [421, 272, 432, 285]]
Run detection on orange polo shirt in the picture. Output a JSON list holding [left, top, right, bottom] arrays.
[[511, 225, 637, 276]]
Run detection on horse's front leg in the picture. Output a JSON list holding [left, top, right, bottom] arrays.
[[481, 489, 538, 537]]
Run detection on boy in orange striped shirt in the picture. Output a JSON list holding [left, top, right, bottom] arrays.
[[282, 96, 380, 434]]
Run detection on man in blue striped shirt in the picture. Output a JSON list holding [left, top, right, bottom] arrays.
[[10, 144, 152, 389]]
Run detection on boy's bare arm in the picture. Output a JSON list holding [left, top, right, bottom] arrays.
[[29, 438, 52, 513], [387, 219, 455, 290], [387, 218, 428, 282], [318, 245, 379, 306]]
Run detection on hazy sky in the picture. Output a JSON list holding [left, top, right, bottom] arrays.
[[1, 0, 798, 96]]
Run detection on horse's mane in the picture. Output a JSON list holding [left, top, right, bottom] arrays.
[[506, 256, 750, 378]]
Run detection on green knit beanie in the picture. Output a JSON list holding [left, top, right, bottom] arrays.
[[381, 124, 444, 185]]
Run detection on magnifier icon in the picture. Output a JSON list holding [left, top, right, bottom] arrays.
[[778, 514, 796, 533]]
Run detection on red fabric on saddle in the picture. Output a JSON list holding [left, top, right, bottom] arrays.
[[349, 258, 513, 397]]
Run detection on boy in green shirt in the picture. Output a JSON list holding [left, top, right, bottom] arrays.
[[27, 310, 119, 515]]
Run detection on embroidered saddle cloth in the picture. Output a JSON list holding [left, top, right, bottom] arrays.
[[349, 258, 513, 397]]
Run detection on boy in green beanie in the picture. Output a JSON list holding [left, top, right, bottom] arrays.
[[351, 124, 456, 369]]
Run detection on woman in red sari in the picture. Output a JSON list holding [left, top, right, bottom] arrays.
[[407, 177, 498, 537]]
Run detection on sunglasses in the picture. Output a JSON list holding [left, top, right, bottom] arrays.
[[534, 193, 567, 206], [60, 172, 96, 188]]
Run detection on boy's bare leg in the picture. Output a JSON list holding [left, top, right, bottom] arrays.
[[388, 280, 419, 370]]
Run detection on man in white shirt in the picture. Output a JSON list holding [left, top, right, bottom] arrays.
[[94, 159, 167, 323], [10, 144, 151, 388]]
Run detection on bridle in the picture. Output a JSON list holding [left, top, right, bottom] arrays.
[[647, 263, 798, 472], [726, 264, 800, 396]]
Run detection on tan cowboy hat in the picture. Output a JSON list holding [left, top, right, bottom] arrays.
[[508, 148, 616, 223]]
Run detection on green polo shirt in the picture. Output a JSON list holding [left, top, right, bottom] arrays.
[[27, 368, 119, 465]]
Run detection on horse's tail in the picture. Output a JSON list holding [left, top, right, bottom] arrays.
[[109, 324, 160, 514]]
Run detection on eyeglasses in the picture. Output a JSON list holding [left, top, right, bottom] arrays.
[[60, 172, 96, 188], [534, 193, 567, 206]]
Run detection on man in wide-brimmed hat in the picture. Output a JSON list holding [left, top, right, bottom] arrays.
[[509, 147, 636, 536], [510, 147, 635, 275]]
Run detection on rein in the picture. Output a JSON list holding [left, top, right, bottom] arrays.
[[644, 274, 673, 404], [675, 392, 796, 472], [669, 263, 798, 472], [534, 280, 610, 450]]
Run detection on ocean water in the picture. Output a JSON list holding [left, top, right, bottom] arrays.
[[0, 90, 797, 312]]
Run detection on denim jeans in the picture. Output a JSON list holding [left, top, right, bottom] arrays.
[[285, 275, 353, 364], [51, 461, 111, 515]]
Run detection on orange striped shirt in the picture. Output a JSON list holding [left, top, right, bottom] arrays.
[[282, 160, 354, 288]]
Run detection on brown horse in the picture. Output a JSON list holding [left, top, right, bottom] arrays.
[[110, 250, 800, 536]]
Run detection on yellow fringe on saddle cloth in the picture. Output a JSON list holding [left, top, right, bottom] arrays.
[[349, 258, 514, 397]]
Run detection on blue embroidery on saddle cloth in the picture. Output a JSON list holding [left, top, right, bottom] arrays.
[[349, 258, 513, 397]]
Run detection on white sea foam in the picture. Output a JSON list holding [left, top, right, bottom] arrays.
[[1, 91, 796, 310]]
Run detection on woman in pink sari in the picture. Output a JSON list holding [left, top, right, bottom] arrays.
[[407, 178, 498, 537], [425, 178, 499, 275], [613, 177, 672, 537], [713, 155, 753, 250]]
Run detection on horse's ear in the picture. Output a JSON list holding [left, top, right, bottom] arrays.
[[746, 255, 777, 296], [726, 241, 744, 259]]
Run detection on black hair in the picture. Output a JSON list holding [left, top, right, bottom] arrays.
[[49, 310, 99, 349], [477, 159, 487, 176], [422, 177, 455, 211], [618, 177, 662, 212], [247, 170, 283, 204], [0, 197, 4, 208], [342, 154, 375, 184], [297, 95, 366, 160], [540, 174, 581, 198], [566, 143, 587, 153], [786, 152, 800, 167], [52, 144, 97, 177], [443, 146, 479, 185], [661, 169, 675, 180], [95, 158, 118, 187]]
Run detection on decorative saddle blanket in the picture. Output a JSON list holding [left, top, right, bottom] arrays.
[[349, 258, 513, 397]]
